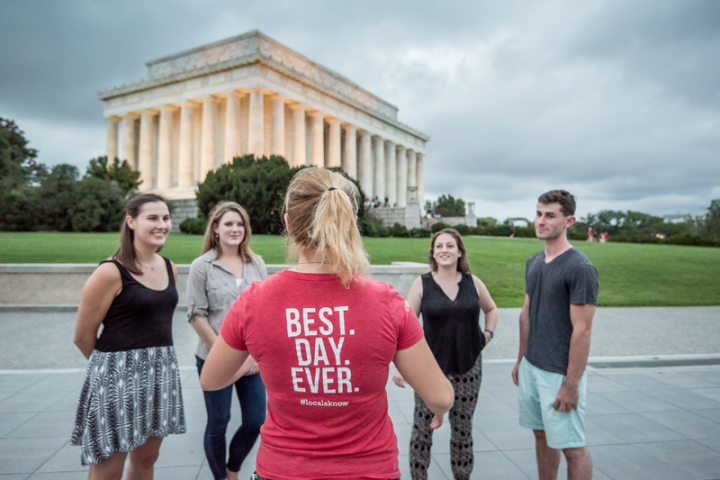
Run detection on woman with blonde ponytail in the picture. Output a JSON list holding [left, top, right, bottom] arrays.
[[200, 167, 454, 480]]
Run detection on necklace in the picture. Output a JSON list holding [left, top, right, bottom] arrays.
[[434, 272, 460, 283], [138, 259, 155, 271], [297, 261, 329, 265]]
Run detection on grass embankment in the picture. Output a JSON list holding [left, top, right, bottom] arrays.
[[1, 232, 719, 308]]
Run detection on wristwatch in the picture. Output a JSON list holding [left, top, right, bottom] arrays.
[[485, 330, 494, 339]]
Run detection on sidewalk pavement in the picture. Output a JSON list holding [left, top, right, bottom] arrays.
[[2, 362, 720, 479], [1, 307, 720, 479]]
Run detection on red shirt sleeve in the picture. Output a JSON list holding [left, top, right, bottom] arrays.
[[220, 294, 248, 351], [393, 290, 424, 350]]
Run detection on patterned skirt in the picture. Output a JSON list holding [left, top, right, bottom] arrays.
[[70, 346, 186, 466]]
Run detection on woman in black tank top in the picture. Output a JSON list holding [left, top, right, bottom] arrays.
[[393, 228, 499, 480], [71, 194, 186, 479]]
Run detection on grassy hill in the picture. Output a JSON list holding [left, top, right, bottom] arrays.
[[1, 232, 718, 308]]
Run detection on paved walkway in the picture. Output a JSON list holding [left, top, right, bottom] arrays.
[[2, 307, 720, 369], [1, 307, 720, 479], [2, 363, 720, 479]]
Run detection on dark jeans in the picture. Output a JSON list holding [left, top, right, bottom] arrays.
[[196, 356, 267, 480]]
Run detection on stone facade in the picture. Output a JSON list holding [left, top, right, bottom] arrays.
[[368, 203, 422, 229], [168, 198, 199, 232], [99, 30, 428, 224]]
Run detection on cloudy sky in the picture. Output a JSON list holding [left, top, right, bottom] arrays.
[[1, 0, 718, 220]]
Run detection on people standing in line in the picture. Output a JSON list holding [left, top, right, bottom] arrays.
[[187, 202, 268, 480], [71, 194, 186, 479], [393, 228, 499, 480], [512, 190, 599, 480], [199, 167, 454, 480]]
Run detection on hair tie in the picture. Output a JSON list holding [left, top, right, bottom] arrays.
[[328, 187, 337, 191]]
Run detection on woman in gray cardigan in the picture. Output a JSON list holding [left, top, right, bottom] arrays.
[[187, 202, 268, 480]]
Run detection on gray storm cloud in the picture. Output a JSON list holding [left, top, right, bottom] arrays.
[[0, 0, 717, 219]]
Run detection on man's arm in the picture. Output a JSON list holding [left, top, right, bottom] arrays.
[[511, 294, 530, 386], [553, 303, 595, 412]]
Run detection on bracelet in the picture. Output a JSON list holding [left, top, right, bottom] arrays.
[[485, 330, 494, 339]]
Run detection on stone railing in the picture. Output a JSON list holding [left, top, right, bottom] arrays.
[[0, 262, 430, 310]]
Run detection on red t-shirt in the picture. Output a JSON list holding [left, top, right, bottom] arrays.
[[220, 270, 424, 480]]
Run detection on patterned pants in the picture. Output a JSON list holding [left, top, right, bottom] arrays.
[[409, 354, 482, 480]]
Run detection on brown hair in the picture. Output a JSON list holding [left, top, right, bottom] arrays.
[[202, 201, 256, 262], [538, 190, 577, 216], [283, 167, 369, 287], [113, 193, 167, 275], [428, 228, 471, 274]]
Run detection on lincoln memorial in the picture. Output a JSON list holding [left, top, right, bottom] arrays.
[[99, 30, 428, 225]]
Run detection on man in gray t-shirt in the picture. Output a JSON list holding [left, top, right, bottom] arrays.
[[512, 190, 598, 480]]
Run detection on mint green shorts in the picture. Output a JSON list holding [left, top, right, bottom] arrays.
[[518, 357, 587, 449]]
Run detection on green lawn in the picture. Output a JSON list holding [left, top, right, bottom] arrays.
[[1, 232, 719, 308]]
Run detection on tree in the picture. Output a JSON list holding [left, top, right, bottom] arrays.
[[36, 164, 79, 231], [0, 118, 45, 186], [428, 194, 466, 217], [197, 155, 302, 234], [195, 155, 373, 236], [85, 156, 141, 194], [71, 176, 126, 232], [705, 199, 720, 240]]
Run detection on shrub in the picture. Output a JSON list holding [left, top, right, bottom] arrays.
[[568, 231, 589, 241], [71, 177, 126, 232], [410, 227, 432, 238], [389, 222, 409, 238], [197, 155, 300, 235], [359, 216, 389, 238], [431, 222, 450, 233], [454, 224, 470, 235], [514, 226, 537, 238], [180, 216, 208, 235]]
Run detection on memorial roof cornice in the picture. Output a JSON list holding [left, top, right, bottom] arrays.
[[97, 30, 429, 142]]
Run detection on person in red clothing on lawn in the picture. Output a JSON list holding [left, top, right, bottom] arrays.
[[200, 167, 454, 480]]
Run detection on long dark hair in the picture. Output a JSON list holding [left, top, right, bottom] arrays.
[[113, 193, 167, 275], [428, 228, 471, 274]]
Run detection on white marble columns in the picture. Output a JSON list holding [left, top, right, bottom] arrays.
[[138, 110, 156, 191], [396, 145, 407, 207], [407, 150, 417, 204], [271, 97, 285, 156], [359, 131, 373, 199], [121, 114, 137, 167], [327, 119, 341, 168], [343, 124, 357, 179], [200, 98, 217, 181], [416, 153, 425, 209], [178, 103, 194, 188], [291, 105, 306, 167], [224, 94, 240, 163], [108, 92, 425, 204], [385, 140, 396, 206], [157, 107, 174, 190], [373, 136, 385, 201], [310, 113, 324, 167], [105, 117, 119, 162], [248, 90, 264, 157]]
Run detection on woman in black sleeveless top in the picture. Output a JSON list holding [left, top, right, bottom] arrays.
[[71, 194, 186, 479], [393, 228, 498, 480]]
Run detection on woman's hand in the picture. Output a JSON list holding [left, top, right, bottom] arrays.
[[430, 414, 444, 430], [392, 369, 406, 388], [245, 359, 259, 376]]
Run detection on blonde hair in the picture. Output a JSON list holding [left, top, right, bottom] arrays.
[[202, 201, 256, 262], [283, 167, 369, 287]]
